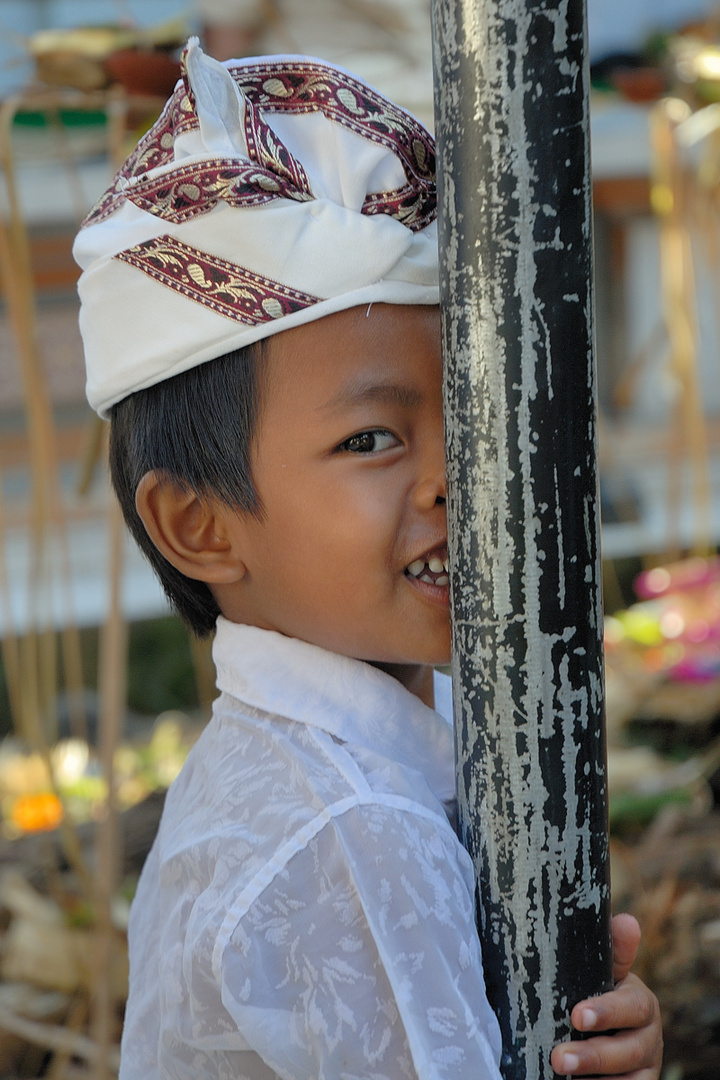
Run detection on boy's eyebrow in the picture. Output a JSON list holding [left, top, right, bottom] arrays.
[[320, 380, 423, 412]]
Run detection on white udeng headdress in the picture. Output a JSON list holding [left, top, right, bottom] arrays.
[[74, 39, 439, 417]]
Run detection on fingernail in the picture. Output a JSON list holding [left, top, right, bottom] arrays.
[[580, 1007, 598, 1030], [561, 1053, 580, 1074]]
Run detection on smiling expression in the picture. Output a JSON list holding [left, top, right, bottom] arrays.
[[214, 303, 450, 667]]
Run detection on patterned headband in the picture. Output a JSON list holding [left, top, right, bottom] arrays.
[[74, 39, 439, 417]]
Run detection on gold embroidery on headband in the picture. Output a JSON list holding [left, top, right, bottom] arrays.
[[231, 61, 436, 232], [125, 159, 313, 224], [115, 235, 320, 324], [82, 84, 197, 228], [82, 57, 436, 233]]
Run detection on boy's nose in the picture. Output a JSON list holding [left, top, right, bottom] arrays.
[[413, 442, 447, 512]]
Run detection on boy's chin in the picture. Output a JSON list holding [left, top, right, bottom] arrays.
[[366, 643, 457, 670], [368, 653, 451, 675], [367, 645, 452, 670]]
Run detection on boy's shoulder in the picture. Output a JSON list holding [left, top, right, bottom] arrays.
[[153, 621, 457, 877]]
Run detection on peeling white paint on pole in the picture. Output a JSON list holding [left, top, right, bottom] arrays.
[[431, 1, 613, 1077]]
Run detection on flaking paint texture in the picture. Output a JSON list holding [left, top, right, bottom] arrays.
[[431, 1, 613, 1076]]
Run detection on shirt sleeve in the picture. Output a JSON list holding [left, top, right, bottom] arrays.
[[215, 799, 503, 1080]]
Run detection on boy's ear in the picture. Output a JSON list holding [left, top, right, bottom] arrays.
[[134, 471, 246, 584]]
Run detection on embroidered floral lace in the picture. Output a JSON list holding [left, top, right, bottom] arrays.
[[120, 619, 502, 1080]]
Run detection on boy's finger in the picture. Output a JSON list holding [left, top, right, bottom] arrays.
[[611, 912, 641, 983], [570, 974, 658, 1035], [550, 1029, 661, 1077]]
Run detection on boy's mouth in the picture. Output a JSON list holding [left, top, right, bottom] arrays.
[[404, 546, 449, 587]]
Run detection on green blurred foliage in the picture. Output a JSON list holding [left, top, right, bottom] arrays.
[[0, 615, 200, 739]]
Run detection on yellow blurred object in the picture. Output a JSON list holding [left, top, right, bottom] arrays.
[[29, 18, 187, 59], [28, 28, 137, 60], [27, 19, 188, 90], [0, 871, 128, 998], [115, 775, 150, 809], [692, 46, 720, 82], [0, 748, 51, 798], [2, 910, 127, 999], [617, 606, 664, 646], [670, 36, 720, 104], [9, 792, 64, 834], [29, 28, 136, 90]]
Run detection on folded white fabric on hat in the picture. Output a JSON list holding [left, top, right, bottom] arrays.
[[74, 38, 439, 417]]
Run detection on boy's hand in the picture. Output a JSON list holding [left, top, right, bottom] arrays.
[[550, 914, 663, 1078]]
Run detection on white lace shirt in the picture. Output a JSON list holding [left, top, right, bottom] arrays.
[[120, 617, 503, 1080]]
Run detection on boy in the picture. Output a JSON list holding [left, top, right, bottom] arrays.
[[75, 41, 662, 1079]]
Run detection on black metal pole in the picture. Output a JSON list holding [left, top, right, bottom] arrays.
[[430, 2, 613, 1077]]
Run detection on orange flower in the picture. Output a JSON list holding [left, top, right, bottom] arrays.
[[10, 792, 64, 833]]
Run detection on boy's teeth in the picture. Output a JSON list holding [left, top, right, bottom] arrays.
[[406, 554, 450, 581]]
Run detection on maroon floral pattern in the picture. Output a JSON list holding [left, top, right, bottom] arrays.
[[81, 83, 198, 227], [231, 61, 436, 231], [124, 158, 312, 223], [363, 182, 437, 232], [82, 53, 436, 234], [115, 235, 320, 324], [243, 105, 312, 200]]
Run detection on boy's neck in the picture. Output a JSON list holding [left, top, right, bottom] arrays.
[[369, 662, 435, 708]]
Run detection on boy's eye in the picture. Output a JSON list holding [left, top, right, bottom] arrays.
[[340, 429, 399, 454]]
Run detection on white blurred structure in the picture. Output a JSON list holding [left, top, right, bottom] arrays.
[[3, 0, 720, 634], [588, 0, 720, 59]]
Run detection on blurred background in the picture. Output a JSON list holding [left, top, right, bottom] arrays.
[[0, 1, 719, 1078]]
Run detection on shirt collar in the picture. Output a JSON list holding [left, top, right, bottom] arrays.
[[212, 617, 455, 804]]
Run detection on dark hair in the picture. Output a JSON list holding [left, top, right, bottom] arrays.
[[109, 342, 265, 637]]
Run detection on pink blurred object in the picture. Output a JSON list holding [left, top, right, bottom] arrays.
[[668, 653, 720, 682], [635, 556, 720, 600]]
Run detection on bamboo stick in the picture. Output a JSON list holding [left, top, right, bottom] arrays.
[[0, 94, 91, 887], [0, 416, 23, 724], [0, 1002, 119, 1071], [1, 94, 90, 735], [91, 494, 127, 1080], [1, 95, 64, 745], [650, 98, 713, 558], [46, 995, 89, 1080]]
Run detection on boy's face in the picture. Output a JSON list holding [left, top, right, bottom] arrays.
[[215, 303, 450, 667]]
